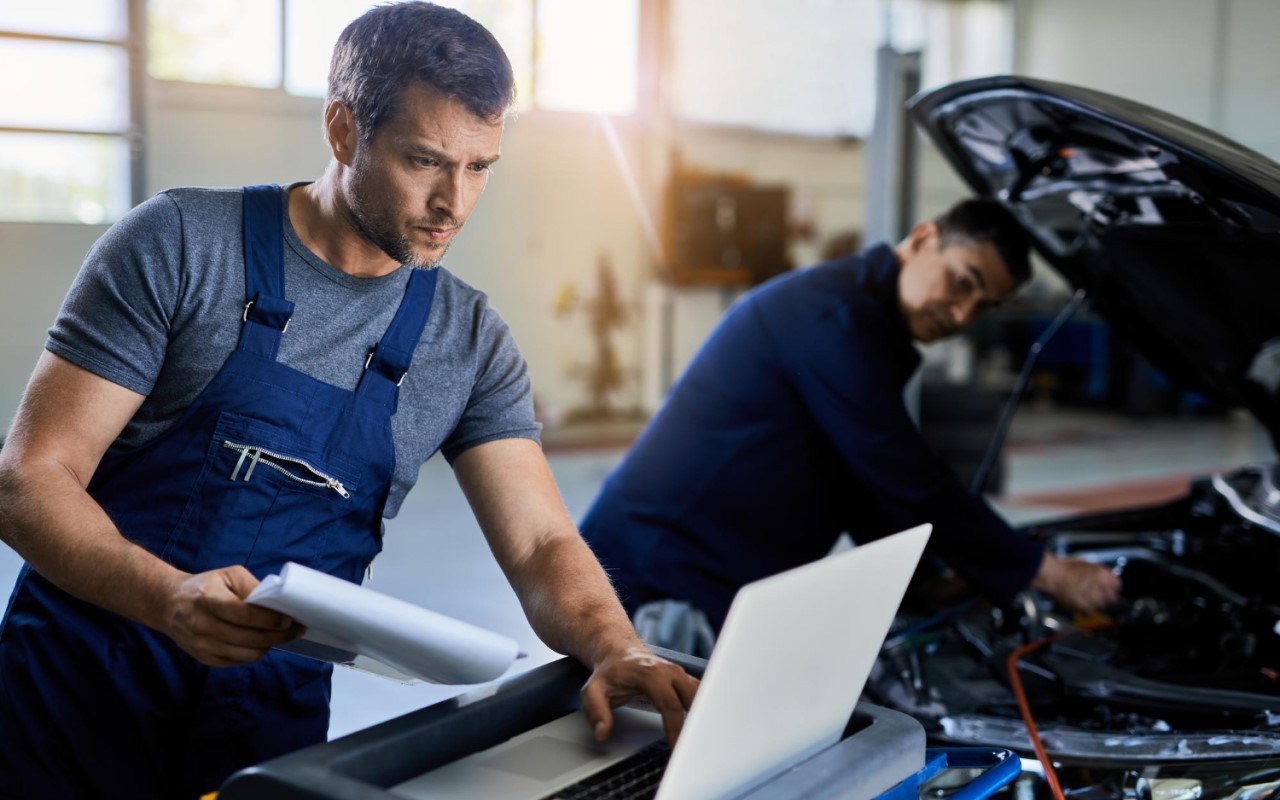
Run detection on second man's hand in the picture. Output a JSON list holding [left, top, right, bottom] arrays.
[[1033, 551, 1122, 616], [580, 644, 700, 746]]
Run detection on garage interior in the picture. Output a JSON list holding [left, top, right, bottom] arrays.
[[3, 1, 1280, 797]]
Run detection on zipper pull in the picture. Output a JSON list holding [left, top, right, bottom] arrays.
[[327, 477, 351, 499], [230, 445, 250, 481], [366, 561, 374, 581], [243, 448, 263, 481]]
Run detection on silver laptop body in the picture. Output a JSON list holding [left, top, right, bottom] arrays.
[[392, 524, 932, 800]]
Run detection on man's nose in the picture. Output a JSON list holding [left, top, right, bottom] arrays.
[[431, 168, 466, 218], [951, 297, 980, 328]]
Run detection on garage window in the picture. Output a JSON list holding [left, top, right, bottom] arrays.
[[0, 1, 138, 224], [148, 0, 638, 115]]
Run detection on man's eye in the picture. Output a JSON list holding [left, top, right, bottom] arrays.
[[469, 163, 491, 174], [413, 157, 437, 168]]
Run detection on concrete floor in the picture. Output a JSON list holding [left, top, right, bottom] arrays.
[[0, 405, 1273, 743]]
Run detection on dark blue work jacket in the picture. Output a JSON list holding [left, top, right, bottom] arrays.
[[0, 186, 438, 799], [581, 245, 1043, 629]]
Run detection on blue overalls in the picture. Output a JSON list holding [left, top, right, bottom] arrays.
[[0, 185, 438, 799]]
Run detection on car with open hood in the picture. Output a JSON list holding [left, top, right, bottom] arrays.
[[868, 75, 1280, 799]]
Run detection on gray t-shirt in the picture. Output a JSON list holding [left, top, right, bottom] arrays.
[[46, 185, 541, 518]]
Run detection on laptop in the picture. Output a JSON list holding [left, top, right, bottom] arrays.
[[392, 524, 932, 800]]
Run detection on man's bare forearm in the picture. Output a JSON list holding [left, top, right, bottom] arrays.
[[0, 352, 185, 632], [451, 439, 697, 742], [503, 530, 644, 668], [451, 439, 645, 668], [0, 454, 182, 631], [0, 354, 298, 669]]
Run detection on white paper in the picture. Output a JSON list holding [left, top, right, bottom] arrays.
[[247, 562, 520, 685]]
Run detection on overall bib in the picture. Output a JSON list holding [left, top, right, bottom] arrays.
[[0, 185, 438, 799]]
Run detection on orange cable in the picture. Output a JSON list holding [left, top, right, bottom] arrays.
[[1007, 633, 1067, 800]]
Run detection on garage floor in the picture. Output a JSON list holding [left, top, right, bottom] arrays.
[[0, 406, 1272, 744]]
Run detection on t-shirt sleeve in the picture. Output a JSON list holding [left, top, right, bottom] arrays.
[[770, 300, 1043, 604], [45, 192, 183, 396], [440, 305, 542, 463]]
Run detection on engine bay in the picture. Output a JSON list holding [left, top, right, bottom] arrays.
[[870, 464, 1280, 797]]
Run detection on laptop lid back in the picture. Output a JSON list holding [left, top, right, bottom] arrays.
[[656, 524, 932, 800]]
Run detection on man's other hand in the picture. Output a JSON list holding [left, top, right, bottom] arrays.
[[160, 565, 304, 667], [580, 646, 700, 746], [1033, 551, 1122, 616]]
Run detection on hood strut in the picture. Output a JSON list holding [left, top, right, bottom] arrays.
[[970, 288, 1090, 495]]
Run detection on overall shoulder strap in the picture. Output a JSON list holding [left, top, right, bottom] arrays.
[[356, 267, 440, 411], [238, 184, 295, 359]]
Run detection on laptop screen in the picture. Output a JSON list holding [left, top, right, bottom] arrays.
[[657, 524, 932, 799]]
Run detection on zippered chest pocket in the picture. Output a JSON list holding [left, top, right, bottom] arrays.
[[211, 412, 362, 502], [223, 441, 351, 499]]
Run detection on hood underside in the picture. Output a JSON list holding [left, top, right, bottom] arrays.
[[908, 76, 1280, 447]]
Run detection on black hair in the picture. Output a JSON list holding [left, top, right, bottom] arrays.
[[934, 198, 1032, 286], [327, 1, 516, 142]]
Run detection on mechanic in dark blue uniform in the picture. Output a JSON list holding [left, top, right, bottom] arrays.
[[581, 199, 1120, 649]]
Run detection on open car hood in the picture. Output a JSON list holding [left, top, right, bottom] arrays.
[[909, 76, 1280, 448]]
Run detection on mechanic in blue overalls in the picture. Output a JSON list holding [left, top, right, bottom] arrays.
[[0, 5, 697, 798]]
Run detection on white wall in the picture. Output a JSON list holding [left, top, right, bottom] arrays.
[[0, 223, 106, 429], [1013, 0, 1280, 161], [1014, 0, 1219, 127], [5, 0, 1280, 429], [1220, 1, 1280, 156], [0, 79, 865, 427]]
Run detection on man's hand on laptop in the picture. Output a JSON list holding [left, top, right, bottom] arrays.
[[581, 644, 700, 746]]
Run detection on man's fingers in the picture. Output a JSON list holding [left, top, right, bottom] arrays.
[[162, 567, 302, 666], [1105, 571, 1123, 601], [219, 564, 261, 598], [217, 602, 296, 632], [581, 651, 700, 745], [646, 682, 688, 745], [197, 614, 301, 651], [212, 567, 296, 630], [177, 564, 292, 632], [1050, 560, 1124, 615], [674, 673, 700, 710], [186, 619, 302, 667], [1089, 567, 1121, 611], [580, 680, 615, 742], [199, 642, 276, 668]]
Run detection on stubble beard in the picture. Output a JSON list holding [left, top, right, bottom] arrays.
[[345, 202, 449, 270], [346, 159, 452, 270]]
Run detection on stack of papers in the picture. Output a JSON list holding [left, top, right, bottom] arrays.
[[247, 562, 521, 685]]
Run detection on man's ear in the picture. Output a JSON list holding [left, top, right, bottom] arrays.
[[324, 100, 359, 166], [906, 220, 938, 254]]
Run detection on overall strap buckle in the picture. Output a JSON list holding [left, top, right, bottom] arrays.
[[364, 349, 408, 386], [244, 300, 291, 332], [241, 296, 294, 332]]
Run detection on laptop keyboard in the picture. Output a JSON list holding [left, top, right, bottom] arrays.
[[540, 740, 672, 800]]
